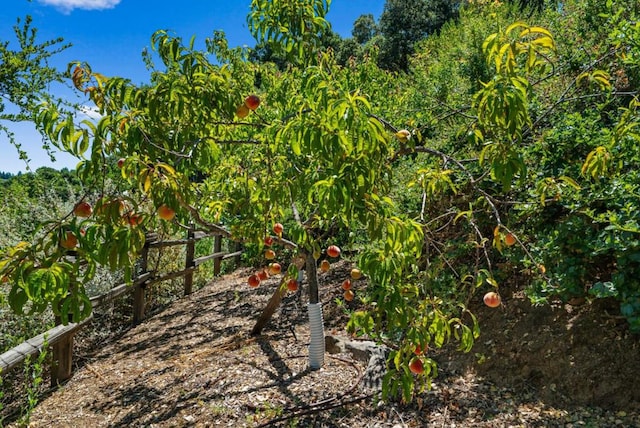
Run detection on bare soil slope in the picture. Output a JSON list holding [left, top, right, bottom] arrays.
[[10, 262, 640, 427]]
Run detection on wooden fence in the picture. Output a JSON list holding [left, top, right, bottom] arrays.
[[0, 227, 242, 386]]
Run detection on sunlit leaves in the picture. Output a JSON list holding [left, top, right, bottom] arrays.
[[412, 168, 457, 200], [357, 217, 423, 290], [582, 146, 613, 179], [482, 21, 555, 77], [473, 22, 557, 190], [577, 69, 612, 91], [479, 142, 526, 191], [535, 176, 580, 205], [475, 75, 531, 141]]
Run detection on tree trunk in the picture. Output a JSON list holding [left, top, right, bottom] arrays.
[[251, 255, 306, 335], [251, 277, 287, 335], [306, 254, 319, 304]]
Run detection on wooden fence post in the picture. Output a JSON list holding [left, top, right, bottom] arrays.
[[51, 330, 74, 386], [184, 225, 195, 295], [213, 235, 223, 276], [234, 241, 242, 268], [133, 236, 151, 324]]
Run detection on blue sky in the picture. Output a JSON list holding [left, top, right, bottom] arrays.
[[0, 0, 386, 174]]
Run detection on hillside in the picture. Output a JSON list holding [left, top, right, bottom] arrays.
[[7, 261, 640, 427]]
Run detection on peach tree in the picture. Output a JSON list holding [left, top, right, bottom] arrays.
[[0, 0, 593, 402], [0, 0, 442, 397]]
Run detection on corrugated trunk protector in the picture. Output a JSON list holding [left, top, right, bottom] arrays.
[[307, 302, 325, 369]]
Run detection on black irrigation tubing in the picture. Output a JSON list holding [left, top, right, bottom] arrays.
[[256, 354, 374, 427]]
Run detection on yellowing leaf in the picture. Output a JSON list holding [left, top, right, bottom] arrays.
[[157, 162, 176, 176], [143, 172, 152, 193]]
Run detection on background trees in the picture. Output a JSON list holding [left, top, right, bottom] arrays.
[[351, 13, 378, 44], [377, 0, 461, 71]]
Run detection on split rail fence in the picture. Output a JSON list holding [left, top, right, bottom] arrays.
[[0, 227, 242, 386]]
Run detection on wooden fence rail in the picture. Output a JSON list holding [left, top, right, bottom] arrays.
[[0, 227, 242, 386]]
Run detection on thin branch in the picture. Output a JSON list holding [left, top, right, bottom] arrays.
[[526, 48, 618, 136], [468, 217, 494, 275], [368, 112, 397, 133], [423, 231, 461, 279], [215, 139, 262, 145], [371, 112, 505, 229], [141, 132, 192, 159], [432, 102, 476, 122], [414, 146, 503, 224], [206, 120, 267, 127], [176, 197, 230, 238]]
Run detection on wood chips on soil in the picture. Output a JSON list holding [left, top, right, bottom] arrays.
[[5, 261, 640, 427]]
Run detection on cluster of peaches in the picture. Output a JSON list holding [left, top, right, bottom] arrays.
[[318, 245, 363, 302], [246, 222, 289, 289], [236, 94, 261, 119], [245, 223, 362, 303], [58, 198, 176, 250]]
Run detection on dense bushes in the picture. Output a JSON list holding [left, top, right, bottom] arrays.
[[397, 0, 640, 332], [341, 0, 640, 346]]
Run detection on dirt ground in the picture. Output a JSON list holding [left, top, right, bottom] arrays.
[[5, 261, 640, 427]]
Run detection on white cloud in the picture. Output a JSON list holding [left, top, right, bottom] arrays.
[[38, 0, 121, 14]]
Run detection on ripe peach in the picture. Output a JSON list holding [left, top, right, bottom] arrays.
[[326, 245, 341, 258], [257, 269, 269, 281], [505, 233, 516, 246], [483, 291, 502, 308], [350, 268, 362, 280], [409, 357, 424, 375], [343, 289, 354, 302], [273, 222, 284, 236], [127, 213, 143, 226], [286, 278, 299, 292], [158, 205, 176, 221], [96, 198, 125, 216], [244, 95, 260, 110], [341, 279, 352, 291], [73, 201, 93, 218], [264, 236, 274, 247], [236, 103, 250, 119], [319, 260, 330, 273], [265, 249, 276, 260], [117, 158, 125, 168], [248, 274, 261, 288], [268, 262, 282, 276], [60, 231, 78, 249], [414, 344, 428, 355]]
